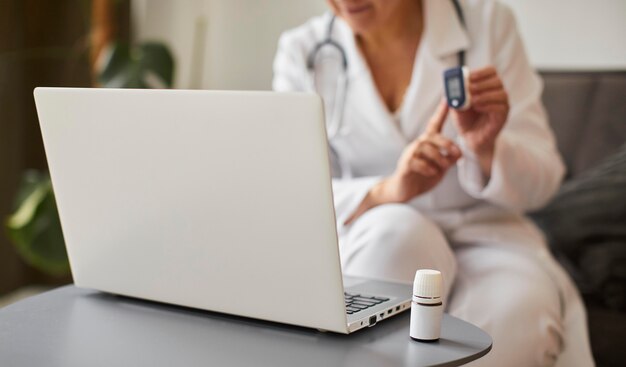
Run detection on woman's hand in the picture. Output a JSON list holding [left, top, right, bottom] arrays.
[[453, 66, 509, 177], [381, 101, 462, 202], [345, 101, 461, 225]]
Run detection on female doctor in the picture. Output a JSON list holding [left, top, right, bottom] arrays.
[[273, 0, 594, 366]]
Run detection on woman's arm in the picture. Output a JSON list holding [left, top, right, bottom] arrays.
[[345, 101, 462, 225], [455, 3, 565, 212]]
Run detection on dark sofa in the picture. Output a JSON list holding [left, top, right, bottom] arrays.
[[533, 71, 626, 367]]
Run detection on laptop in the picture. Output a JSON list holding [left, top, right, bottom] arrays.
[[33, 87, 412, 334]]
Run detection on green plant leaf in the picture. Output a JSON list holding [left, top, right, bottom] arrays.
[[96, 41, 175, 88], [139, 42, 175, 87], [5, 171, 69, 276], [6, 179, 50, 229]]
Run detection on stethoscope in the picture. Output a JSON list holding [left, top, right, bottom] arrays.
[[306, 0, 466, 178], [306, 15, 350, 142]]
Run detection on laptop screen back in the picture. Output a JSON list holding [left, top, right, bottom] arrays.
[[34, 88, 348, 333]]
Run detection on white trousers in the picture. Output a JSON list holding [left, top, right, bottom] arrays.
[[339, 204, 595, 367]]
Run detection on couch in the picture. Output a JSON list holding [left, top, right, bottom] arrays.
[[532, 71, 626, 367]]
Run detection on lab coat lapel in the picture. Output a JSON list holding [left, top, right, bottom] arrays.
[[426, 0, 471, 61], [335, 17, 409, 146], [403, 0, 471, 140]]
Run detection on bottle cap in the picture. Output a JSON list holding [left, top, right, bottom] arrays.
[[413, 269, 442, 300]]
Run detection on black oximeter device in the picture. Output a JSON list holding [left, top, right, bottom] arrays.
[[444, 66, 471, 110]]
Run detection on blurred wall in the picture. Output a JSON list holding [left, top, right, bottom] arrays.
[[500, 0, 626, 70], [133, 0, 626, 92], [132, 0, 327, 90]]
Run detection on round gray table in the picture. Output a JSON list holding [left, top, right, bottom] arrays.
[[0, 286, 491, 366]]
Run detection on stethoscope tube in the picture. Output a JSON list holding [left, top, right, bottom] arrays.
[[307, 16, 348, 71], [306, 15, 351, 178], [307, 15, 349, 143]]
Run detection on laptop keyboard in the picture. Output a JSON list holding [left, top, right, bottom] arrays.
[[344, 292, 390, 315]]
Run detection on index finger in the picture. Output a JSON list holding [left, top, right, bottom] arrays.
[[425, 100, 449, 134], [470, 66, 497, 81]]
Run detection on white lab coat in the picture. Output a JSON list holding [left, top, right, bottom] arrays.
[[273, 0, 564, 231], [273, 0, 594, 366]]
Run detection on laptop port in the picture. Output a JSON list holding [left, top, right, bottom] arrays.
[[387, 309, 392, 314], [369, 316, 377, 326], [396, 306, 400, 311]]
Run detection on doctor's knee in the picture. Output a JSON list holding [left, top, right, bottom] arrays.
[[343, 203, 456, 285]]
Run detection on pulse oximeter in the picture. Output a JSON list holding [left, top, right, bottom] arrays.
[[444, 66, 471, 110]]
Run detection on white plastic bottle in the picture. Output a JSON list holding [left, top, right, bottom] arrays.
[[409, 269, 444, 342]]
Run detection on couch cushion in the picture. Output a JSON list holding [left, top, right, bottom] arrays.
[[531, 144, 626, 310], [540, 72, 626, 179]]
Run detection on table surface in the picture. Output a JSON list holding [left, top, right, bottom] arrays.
[[0, 285, 491, 367]]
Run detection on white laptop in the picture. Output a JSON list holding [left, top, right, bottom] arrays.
[[33, 87, 412, 334]]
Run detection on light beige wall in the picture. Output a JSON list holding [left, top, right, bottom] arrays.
[[499, 0, 626, 70], [132, 0, 327, 90]]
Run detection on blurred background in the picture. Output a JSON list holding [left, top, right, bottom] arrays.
[[0, 0, 625, 364]]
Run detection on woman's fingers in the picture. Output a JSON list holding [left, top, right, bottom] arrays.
[[469, 76, 503, 94], [472, 103, 509, 114], [472, 89, 508, 106], [409, 139, 462, 176], [405, 100, 464, 178], [470, 66, 497, 82], [425, 100, 450, 134], [428, 135, 462, 160], [408, 158, 438, 177], [417, 143, 450, 170], [469, 66, 508, 106]]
